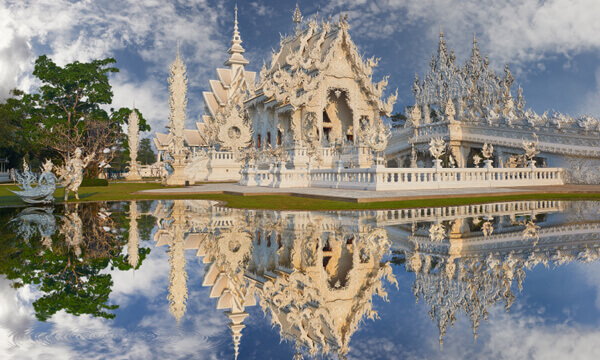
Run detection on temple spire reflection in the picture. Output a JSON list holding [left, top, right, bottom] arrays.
[[127, 201, 140, 269]]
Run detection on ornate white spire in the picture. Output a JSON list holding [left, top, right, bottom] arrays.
[[167, 45, 188, 155], [125, 108, 142, 180], [225, 5, 249, 72], [168, 221, 188, 322], [127, 201, 140, 269], [226, 308, 249, 360], [293, 3, 303, 32], [436, 28, 449, 68], [128, 109, 139, 162]]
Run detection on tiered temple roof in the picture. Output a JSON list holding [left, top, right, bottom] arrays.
[[155, 6, 256, 153]]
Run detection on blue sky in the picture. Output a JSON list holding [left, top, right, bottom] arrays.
[[1, 0, 600, 136]]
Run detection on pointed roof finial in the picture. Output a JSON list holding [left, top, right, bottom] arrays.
[[473, 33, 477, 45], [176, 39, 181, 59], [293, 3, 303, 24], [234, 4, 239, 32], [225, 5, 249, 70], [293, 3, 303, 32]]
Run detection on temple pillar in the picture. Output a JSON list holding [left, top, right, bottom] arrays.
[[449, 142, 467, 168], [497, 147, 505, 168], [165, 153, 189, 186]]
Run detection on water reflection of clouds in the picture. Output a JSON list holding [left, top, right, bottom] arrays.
[[579, 261, 600, 311], [3, 200, 600, 359]]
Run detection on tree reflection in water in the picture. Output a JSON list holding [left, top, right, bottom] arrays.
[[1, 202, 151, 321]]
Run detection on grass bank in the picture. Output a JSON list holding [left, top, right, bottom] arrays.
[[2, 182, 600, 211]]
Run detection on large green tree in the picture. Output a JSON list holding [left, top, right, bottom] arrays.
[[0, 89, 52, 169], [15, 55, 150, 177]]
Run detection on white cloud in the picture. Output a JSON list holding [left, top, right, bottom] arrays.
[[324, 0, 600, 70], [0, 244, 231, 359], [109, 72, 171, 135], [250, 1, 274, 17], [579, 67, 600, 117], [0, 0, 229, 129]]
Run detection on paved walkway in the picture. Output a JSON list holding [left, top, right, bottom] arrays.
[[136, 184, 600, 203]]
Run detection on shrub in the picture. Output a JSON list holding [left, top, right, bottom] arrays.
[[81, 178, 108, 187]]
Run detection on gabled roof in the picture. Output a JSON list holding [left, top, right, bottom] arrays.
[[184, 129, 203, 147], [254, 15, 396, 114], [154, 132, 173, 151]]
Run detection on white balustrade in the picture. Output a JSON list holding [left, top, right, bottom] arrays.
[[239, 162, 564, 190]]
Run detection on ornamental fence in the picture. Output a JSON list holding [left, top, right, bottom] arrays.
[[239, 163, 564, 191]]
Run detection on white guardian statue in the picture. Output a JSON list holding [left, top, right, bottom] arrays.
[[57, 148, 95, 201]]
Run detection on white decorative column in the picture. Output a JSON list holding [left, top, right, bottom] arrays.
[[165, 45, 189, 186], [167, 201, 188, 322], [125, 110, 142, 181]]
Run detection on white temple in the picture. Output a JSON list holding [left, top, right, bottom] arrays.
[[154, 5, 600, 189], [386, 32, 600, 184]]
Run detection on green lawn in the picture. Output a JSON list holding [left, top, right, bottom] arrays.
[[2, 182, 600, 210]]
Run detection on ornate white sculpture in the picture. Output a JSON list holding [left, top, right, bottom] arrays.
[[473, 154, 482, 168], [482, 220, 494, 237], [410, 104, 421, 127], [165, 45, 190, 186], [366, 121, 391, 153], [428, 138, 446, 160], [482, 143, 494, 168], [429, 223, 446, 242], [10, 207, 57, 246], [125, 109, 142, 181], [482, 143, 494, 159], [410, 144, 418, 168], [522, 133, 541, 167], [215, 101, 252, 153], [10, 159, 59, 204], [59, 205, 84, 256], [56, 148, 95, 201], [522, 220, 540, 241], [523, 133, 540, 161], [127, 201, 140, 268]]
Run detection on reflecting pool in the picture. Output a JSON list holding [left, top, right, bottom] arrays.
[[1, 200, 600, 359]]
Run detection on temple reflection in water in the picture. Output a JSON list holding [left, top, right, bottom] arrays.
[[149, 199, 600, 357], [153, 200, 397, 358], [4, 199, 600, 358]]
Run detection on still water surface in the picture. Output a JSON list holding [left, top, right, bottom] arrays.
[[1, 200, 600, 359]]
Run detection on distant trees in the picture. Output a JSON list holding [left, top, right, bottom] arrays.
[[390, 111, 407, 128], [0, 55, 150, 177], [138, 138, 157, 165], [111, 138, 156, 174]]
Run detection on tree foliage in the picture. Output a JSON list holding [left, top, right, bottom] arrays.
[[0, 55, 150, 176]]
